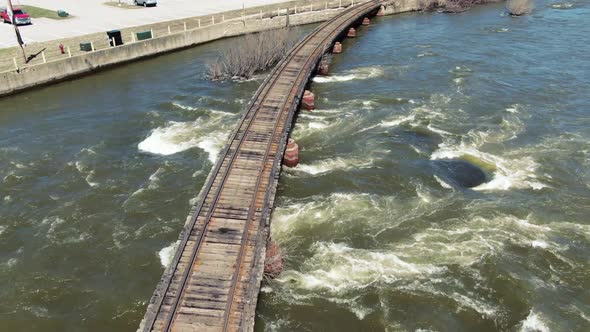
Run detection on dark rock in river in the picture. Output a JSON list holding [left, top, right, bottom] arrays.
[[433, 159, 489, 188]]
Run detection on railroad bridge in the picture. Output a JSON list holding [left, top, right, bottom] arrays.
[[139, 1, 385, 331]]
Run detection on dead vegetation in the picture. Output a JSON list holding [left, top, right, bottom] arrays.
[[419, 0, 501, 13], [207, 28, 299, 80], [506, 0, 534, 15]]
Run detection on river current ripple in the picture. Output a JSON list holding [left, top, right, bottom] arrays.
[[0, 1, 589, 331]]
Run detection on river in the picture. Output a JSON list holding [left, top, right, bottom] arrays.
[[1, 1, 589, 331]]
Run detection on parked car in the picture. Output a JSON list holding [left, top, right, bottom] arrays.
[[134, 0, 157, 7], [0, 7, 31, 25]]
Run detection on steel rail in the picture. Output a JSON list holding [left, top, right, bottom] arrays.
[[141, 11, 328, 332], [222, 1, 381, 331], [159, 9, 336, 332], [142, 1, 381, 331]]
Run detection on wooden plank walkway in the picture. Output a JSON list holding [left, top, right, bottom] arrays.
[[139, 1, 383, 331]]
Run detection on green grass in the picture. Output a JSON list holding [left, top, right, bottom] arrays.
[[20, 5, 73, 20], [103, 1, 145, 10]]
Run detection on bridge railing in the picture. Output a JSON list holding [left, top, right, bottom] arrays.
[[0, 0, 368, 75]]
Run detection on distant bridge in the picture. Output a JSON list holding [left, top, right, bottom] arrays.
[[139, 1, 384, 331]]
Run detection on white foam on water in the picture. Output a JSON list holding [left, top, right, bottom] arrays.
[[209, 109, 235, 116], [3, 195, 11, 202], [0, 226, 5, 236], [197, 135, 225, 163], [43, 216, 89, 244], [450, 66, 473, 75], [358, 101, 449, 135], [361, 114, 416, 133], [433, 175, 453, 189], [260, 286, 273, 293], [271, 193, 376, 240], [450, 292, 499, 317], [11, 162, 27, 169], [516, 218, 551, 232], [291, 157, 374, 176], [138, 121, 201, 156], [158, 241, 179, 268], [22, 305, 50, 318], [550, 2, 574, 9], [291, 119, 335, 140], [74, 161, 84, 173], [148, 167, 163, 184], [391, 214, 558, 269], [2, 172, 22, 184], [85, 171, 99, 187], [138, 118, 231, 163], [189, 196, 199, 206], [410, 145, 426, 155], [125, 167, 169, 207], [172, 102, 197, 111], [127, 188, 146, 201], [531, 240, 549, 249], [298, 113, 326, 120], [505, 104, 522, 113], [312, 66, 384, 83], [415, 182, 434, 203], [80, 147, 98, 155], [308, 122, 328, 130], [362, 100, 376, 109], [46, 216, 66, 237], [417, 52, 436, 57], [74, 159, 100, 187], [520, 310, 550, 332], [431, 143, 547, 191], [278, 242, 444, 293], [427, 124, 453, 136], [5, 257, 18, 268]]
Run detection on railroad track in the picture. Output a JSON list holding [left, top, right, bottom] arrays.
[[140, 1, 382, 331]]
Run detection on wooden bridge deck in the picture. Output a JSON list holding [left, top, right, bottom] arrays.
[[139, 1, 382, 331]]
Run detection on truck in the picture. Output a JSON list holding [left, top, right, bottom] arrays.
[[1, 7, 32, 25]]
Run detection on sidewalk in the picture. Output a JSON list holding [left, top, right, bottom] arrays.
[[0, 0, 285, 47], [0, 0, 355, 72]]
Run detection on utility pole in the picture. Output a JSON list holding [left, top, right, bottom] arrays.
[[7, 0, 27, 62]]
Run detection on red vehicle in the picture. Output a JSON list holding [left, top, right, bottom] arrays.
[[1, 7, 31, 25]]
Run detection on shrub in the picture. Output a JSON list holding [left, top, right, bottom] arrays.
[[207, 28, 299, 80], [506, 0, 534, 15]]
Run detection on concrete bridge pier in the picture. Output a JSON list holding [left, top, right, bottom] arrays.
[[347, 27, 357, 37], [333, 42, 343, 53]]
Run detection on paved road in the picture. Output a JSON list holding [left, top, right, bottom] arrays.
[[0, 0, 289, 47]]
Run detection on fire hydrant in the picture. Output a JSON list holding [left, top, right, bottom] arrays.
[[59, 43, 65, 54]]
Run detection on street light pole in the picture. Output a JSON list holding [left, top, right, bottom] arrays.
[[6, 0, 27, 62]]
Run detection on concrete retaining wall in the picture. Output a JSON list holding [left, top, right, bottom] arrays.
[[0, 1, 419, 97]]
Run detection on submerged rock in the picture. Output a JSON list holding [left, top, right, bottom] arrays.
[[433, 159, 489, 188]]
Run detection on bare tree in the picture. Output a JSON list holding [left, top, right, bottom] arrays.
[[207, 28, 299, 80], [506, 0, 534, 15]]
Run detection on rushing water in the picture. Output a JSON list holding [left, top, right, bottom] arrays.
[[1, 1, 589, 331]]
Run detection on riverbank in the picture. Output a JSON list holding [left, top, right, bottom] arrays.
[[0, 0, 420, 98]]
